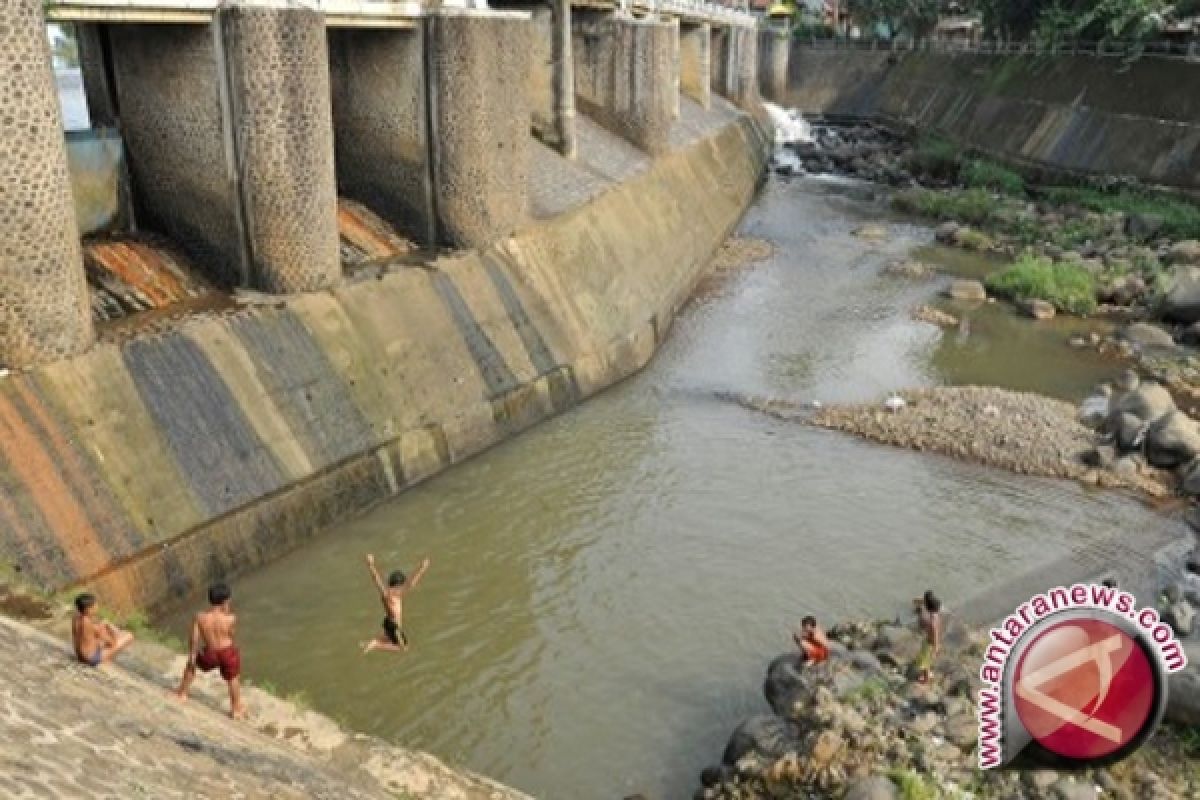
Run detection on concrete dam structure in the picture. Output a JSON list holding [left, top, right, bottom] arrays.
[[769, 42, 1200, 192], [0, 0, 769, 610]]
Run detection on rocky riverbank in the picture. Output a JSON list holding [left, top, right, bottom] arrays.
[[696, 616, 1200, 800]]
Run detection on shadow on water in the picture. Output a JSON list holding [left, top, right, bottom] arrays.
[[159, 173, 1184, 800]]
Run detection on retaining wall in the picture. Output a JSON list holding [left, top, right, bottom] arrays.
[[784, 47, 1200, 189], [0, 112, 768, 613]]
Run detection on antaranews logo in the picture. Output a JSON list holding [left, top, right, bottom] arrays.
[[977, 583, 1187, 770]]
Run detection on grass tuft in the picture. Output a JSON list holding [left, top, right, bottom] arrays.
[[888, 768, 938, 800], [1042, 187, 1200, 241], [960, 159, 1024, 195], [985, 255, 1097, 315]]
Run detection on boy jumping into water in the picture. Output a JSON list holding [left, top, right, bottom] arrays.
[[793, 615, 830, 664], [71, 593, 134, 666], [174, 582, 245, 719], [362, 553, 431, 655]]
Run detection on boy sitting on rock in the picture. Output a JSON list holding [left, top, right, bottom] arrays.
[[794, 615, 830, 665]]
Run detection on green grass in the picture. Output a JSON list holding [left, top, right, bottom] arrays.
[[904, 135, 962, 183], [960, 159, 1024, 195], [888, 768, 938, 800], [985, 255, 1098, 315], [118, 609, 184, 651], [1042, 187, 1200, 241], [893, 188, 996, 226], [841, 676, 890, 706]]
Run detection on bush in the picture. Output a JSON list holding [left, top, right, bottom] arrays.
[[985, 255, 1097, 315], [893, 188, 995, 227], [960, 159, 1024, 195], [1042, 187, 1200, 241], [904, 136, 962, 183], [887, 768, 937, 800]]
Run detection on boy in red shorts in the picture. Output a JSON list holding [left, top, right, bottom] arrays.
[[174, 582, 245, 719], [794, 615, 830, 665]]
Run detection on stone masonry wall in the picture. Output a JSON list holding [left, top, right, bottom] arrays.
[[426, 11, 532, 248], [109, 24, 246, 287], [0, 110, 768, 612], [328, 27, 433, 245], [572, 13, 675, 155], [679, 22, 711, 109], [221, 7, 341, 292], [784, 47, 1200, 190], [0, 0, 93, 367]]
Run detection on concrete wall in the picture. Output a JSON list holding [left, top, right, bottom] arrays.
[[328, 28, 433, 245], [427, 11, 532, 248], [221, 7, 341, 292], [572, 12, 675, 154], [0, 0, 93, 367], [110, 24, 245, 287], [680, 22, 711, 109], [784, 47, 1200, 190], [758, 29, 788, 103], [0, 112, 767, 612]]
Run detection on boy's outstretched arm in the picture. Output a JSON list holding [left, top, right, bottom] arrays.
[[365, 553, 387, 596], [405, 557, 432, 592]]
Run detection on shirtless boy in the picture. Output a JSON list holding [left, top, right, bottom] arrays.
[[71, 593, 134, 666], [362, 553, 431, 655], [914, 589, 942, 684], [174, 582, 245, 719], [793, 615, 830, 664]]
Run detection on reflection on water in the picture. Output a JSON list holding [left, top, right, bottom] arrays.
[[161, 175, 1180, 799]]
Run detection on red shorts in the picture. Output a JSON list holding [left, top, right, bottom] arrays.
[[195, 645, 241, 681]]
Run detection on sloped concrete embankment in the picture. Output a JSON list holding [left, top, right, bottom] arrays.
[[0, 611, 530, 799], [782, 48, 1200, 191], [0, 114, 768, 613]]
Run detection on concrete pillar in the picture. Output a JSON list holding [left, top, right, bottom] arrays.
[[572, 12, 675, 155], [111, 7, 339, 294], [758, 28, 789, 103], [76, 23, 117, 128], [220, 4, 341, 293], [679, 22, 711, 108], [426, 11, 531, 248], [552, 0, 577, 158], [328, 28, 434, 245], [716, 23, 758, 109], [669, 18, 680, 119], [0, 0, 94, 366]]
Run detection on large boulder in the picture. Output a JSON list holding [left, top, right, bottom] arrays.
[[763, 653, 809, 716], [1110, 381, 1175, 423], [945, 279, 987, 301], [1144, 410, 1200, 469], [845, 776, 899, 800], [1159, 266, 1200, 323], [1167, 643, 1200, 726], [1166, 240, 1200, 266], [722, 714, 800, 765], [1120, 322, 1176, 350]]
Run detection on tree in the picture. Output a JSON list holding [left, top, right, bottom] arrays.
[[845, 0, 941, 38]]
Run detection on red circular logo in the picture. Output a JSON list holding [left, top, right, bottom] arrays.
[[1012, 618, 1156, 761]]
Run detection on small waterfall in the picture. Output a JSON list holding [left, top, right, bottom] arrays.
[[763, 101, 813, 147]]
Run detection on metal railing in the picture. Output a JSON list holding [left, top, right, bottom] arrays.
[[793, 35, 1200, 62]]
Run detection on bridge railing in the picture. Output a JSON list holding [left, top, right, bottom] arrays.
[[792, 35, 1200, 62]]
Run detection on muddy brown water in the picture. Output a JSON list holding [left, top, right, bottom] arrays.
[[161, 173, 1185, 799]]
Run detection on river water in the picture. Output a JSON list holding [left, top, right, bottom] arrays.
[[161, 172, 1184, 799]]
